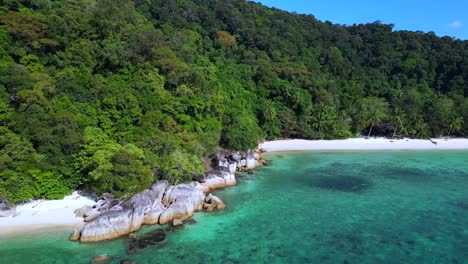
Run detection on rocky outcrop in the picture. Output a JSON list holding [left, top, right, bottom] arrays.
[[79, 207, 145, 242], [204, 193, 226, 211], [72, 182, 222, 242], [71, 149, 264, 242], [245, 150, 257, 170], [217, 149, 264, 172], [74, 205, 93, 218], [201, 171, 237, 191], [0, 203, 15, 217], [158, 183, 205, 225]]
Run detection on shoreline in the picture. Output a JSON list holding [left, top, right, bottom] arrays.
[[258, 138, 468, 152], [0, 192, 95, 238], [2, 137, 468, 238]]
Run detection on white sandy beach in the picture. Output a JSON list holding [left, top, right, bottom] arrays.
[[259, 137, 468, 152], [0, 192, 95, 237]]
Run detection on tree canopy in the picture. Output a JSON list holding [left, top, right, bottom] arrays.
[[0, 0, 466, 202]]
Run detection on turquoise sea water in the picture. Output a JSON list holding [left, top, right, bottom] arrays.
[[1, 151, 468, 264]]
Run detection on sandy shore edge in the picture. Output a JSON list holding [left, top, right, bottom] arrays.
[[258, 138, 468, 152], [2, 137, 467, 237], [0, 192, 95, 237]]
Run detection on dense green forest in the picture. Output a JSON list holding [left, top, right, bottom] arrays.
[[0, 0, 466, 203]]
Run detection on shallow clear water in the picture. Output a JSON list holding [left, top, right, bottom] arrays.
[[1, 151, 468, 264]]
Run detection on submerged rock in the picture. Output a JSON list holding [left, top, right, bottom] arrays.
[[91, 254, 112, 264], [128, 229, 166, 254], [120, 260, 138, 264]]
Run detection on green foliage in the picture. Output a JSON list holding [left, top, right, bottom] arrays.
[[354, 97, 389, 136], [0, 0, 466, 203], [0, 127, 70, 203], [221, 109, 263, 151], [74, 127, 153, 197]]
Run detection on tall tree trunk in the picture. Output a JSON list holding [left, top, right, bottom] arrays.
[[368, 120, 374, 137], [392, 123, 398, 139]]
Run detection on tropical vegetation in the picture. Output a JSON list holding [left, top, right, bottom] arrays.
[[0, 0, 466, 202]]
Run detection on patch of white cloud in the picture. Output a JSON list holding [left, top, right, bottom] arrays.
[[448, 21, 463, 28]]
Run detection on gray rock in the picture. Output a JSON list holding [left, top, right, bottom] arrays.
[[74, 205, 93, 218], [70, 228, 81, 241], [228, 162, 237, 174], [202, 171, 236, 191], [230, 152, 242, 162], [80, 207, 144, 242], [254, 152, 261, 160], [142, 205, 164, 225], [239, 159, 247, 167], [0, 204, 15, 217], [150, 181, 168, 197], [246, 150, 257, 170], [120, 189, 157, 214], [192, 174, 206, 183], [159, 184, 205, 225], [74, 149, 254, 243], [204, 194, 226, 211]]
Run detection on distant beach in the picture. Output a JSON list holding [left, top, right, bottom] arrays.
[[259, 138, 468, 152]]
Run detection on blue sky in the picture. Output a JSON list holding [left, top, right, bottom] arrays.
[[254, 0, 468, 40]]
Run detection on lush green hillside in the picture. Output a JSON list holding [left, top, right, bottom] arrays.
[[0, 0, 466, 202]]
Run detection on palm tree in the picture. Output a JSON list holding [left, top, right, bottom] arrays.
[[447, 117, 463, 137], [359, 97, 389, 137], [303, 104, 314, 126], [311, 109, 327, 135], [413, 115, 429, 138], [392, 108, 406, 138], [263, 101, 277, 122]]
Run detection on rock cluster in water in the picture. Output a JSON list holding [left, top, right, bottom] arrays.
[[71, 150, 265, 242]]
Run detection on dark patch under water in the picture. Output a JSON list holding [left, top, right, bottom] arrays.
[[449, 199, 468, 210], [310, 175, 372, 192], [373, 166, 429, 181], [128, 229, 166, 254], [307, 163, 360, 174]]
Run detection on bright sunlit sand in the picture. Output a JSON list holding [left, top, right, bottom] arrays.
[[0, 192, 95, 237], [259, 138, 468, 152]]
